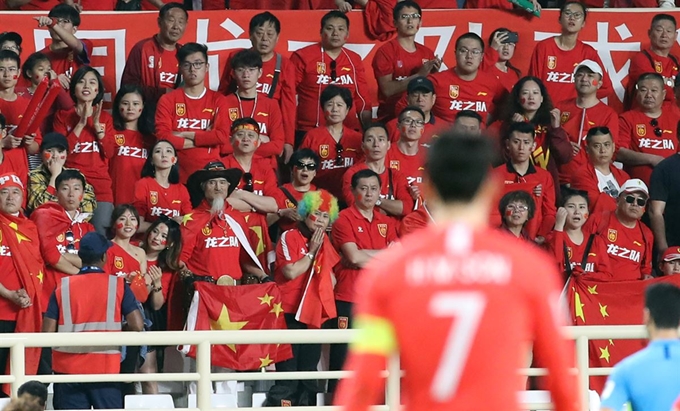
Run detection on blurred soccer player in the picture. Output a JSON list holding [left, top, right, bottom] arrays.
[[600, 283, 680, 411], [335, 133, 580, 411]]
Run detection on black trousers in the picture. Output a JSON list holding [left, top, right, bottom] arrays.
[[327, 300, 353, 394]]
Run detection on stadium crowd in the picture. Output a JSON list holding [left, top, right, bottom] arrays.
[[1, 0, 680, 408]]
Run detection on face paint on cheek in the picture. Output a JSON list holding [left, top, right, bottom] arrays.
[[171, 156, 176, 163], [115, 222, 124, 230], [12, 75, 17, 80], [309, 214, 319, 223], [583, 212, 589, 220], [520, 97, 527, 105], [592, 80, 599, 86], [79, 195, 83, 202], [400, 125, 409, 134], [254, 140, 260, 148], [324, 109, 333, 117], [505, 209, 513, 217], [160, 239, 167, 246], [43, 152, 52, 161], [357, 193, 364, 202], [233, 140, 240, 148]]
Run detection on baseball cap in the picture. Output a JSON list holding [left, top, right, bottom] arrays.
[[0, 173, 23, 191], [79, 232, 112, 256], [573, 59, 603, 78], [40, 132, 69, 152], [407, 76, 434, 94], [619, 179, 649, 197], [662, 247, 680, 262]]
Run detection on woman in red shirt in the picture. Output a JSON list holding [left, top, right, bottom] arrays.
[[133, 140, 192, 234], [53, 66, 115, 234], [140, 217, 182, 394], [110, 84, 153, 205], [498, 190, 535, 241], [483, 29, 521, 93]]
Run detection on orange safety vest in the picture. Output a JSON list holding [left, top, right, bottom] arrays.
[[52, 274, 124, 374]]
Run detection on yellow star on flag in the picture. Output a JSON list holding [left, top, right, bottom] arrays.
[[599, 303, 609, 318], [8, 222, 30, 243], [270, 302, 284, 318], [182, 213, 194, 226], [574, 289, 586, 323], [258, 293, 274, 307], [36, 271, 43, 284], [587, 285, 598, 295], [209, 304, 249, 352], [609, 339, 615, 346], [259, 354, 273, 368], [599, 346, 611, 363]]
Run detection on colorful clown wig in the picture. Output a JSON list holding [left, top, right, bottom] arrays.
[[297, 189, 339, 223]]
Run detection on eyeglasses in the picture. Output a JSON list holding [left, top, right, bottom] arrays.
[[295, 161, 317, 171], [234, 67, 259, 75], [330, 60, 337, 82], [650, 118, 663, 137], [456, 47, 482, 57], [506, 204, 529, 212], [180, 61, 207, 71], [624, 195, 647, 207], [335, 142, 344, 167], [400, 118, 425, 127], [399, 13, 421, 20], [242, 172, 254, 192], [65, 230, 76, 253], [563, 11, 584, 20]]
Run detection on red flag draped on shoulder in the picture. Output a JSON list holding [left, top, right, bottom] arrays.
[[0, 211, 45, 395], [181, 282, 292, 370], [295, 236, 339, 328], [566, 275, 680, 392]]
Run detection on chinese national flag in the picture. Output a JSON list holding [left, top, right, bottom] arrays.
[[243, 212, 274, 273], [566, 275, 680, 393], [181, 282, 293, 370], [295, 237, 339, 329]]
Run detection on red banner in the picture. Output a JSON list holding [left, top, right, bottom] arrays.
[[2, 9, 677, 111]]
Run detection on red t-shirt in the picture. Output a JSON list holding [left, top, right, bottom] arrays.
[[427, 68, 504, 124], [273, 183, 316, 233], [120, 36, 181, 105], [371, 38, 435, 121], [218, 50, 296, 146], [105, 242, 146, 302], [155, 88, 229, 183], [626, 49, 679, 109], [546, 230, 613, 280], [342, 163, 414, 215], [482, 47, 521, 93], [619, 108, 680, 185], [583, 212, 654, 281], [331, 206, 397, 303], [556, 99, 619, 185], [147, 259, 173, 301], [335, 223, 579, 411], [110, 129, 150, 205], [274, 228, 318, 313], [299, 126, 363, 201], [386, 144, 425, 187], [53, 108, 116, 202], [0, 234, 21, 321], [0, 96, 43, 188], [291, 43, 372, 132], [133, 177, 192, 223], [40, 40, 93, 81], [528, 37, 612, 104], [221, 156, 278, 197]]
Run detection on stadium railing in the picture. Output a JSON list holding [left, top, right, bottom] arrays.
[[0, 325, 648, 410]]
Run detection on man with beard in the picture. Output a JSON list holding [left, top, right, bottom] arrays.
[[182, 162, 269, 284]]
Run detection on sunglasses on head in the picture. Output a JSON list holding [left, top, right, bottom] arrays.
[[242, 172, 254, 192], [650, 118, 663, 137], [295, 161, 317, 171], [624, 195, 647, 207]]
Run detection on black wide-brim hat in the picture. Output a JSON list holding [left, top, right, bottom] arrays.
[[186, 161, 243, 208]]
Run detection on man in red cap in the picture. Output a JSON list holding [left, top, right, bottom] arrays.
[[659, 247, 680, 276]]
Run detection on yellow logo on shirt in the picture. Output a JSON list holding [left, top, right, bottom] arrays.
[[449, 85, 459, 99], [115, 134, 125, 146], [655, 61, 663, 73], [176, 103, 186, 116], [316, 62, 326, 75], [561, 112, 570, 125], [229, 108, 239, 121], [377, 223, 388, 238], [114, 256, 124, 270], [608, 229, 618, 242], [319, 144, 330, 159], [150, 191, 159, 205], [389, 160, 400, 170], [636, 124, 646, 137], [547, 56, 557, 69], [202, 226, 212, 236]]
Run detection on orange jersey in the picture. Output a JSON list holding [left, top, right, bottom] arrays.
[[335, 223, 580, 411]]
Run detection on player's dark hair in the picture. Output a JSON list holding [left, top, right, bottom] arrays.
[[426, 133, 495, 203], [585, 126, 613, 143], [69, 66, 105, 105], [362, 122, 389, 141], [230, 49, 263, 70], [159, 2, 188, 20], [502, 76, 554, 130], [455, 32, 484, 53], [320, 85, 353, 109], [507, 121, 536, 139], [499, 190, 536, 222], [645, 282, 680, 329], [17, 381, 47, 406], [49, 3, 81, 27], [249, 11, 281, 34], [651, 13, 676, 28], [177, 43, 208, 64], [55, 169, 86, 191], [321, 10, 350, 31], [559, 1, 587, 20], [560, 187, 590, 207], [109, 204, 140, 239], [393, 0, 422, 20], [142, 218, 182, 272], [455, 109, 483, 124], [112, 84, 155, 135], [0, 49, 19, 67], [487, 28, 521, 78], [290, 148, 320, 167], [141, 140, 180, 184], [21, 52, 49, 81], [637, 72, 665, 89], [398, 106, 425, 122], [351, 169, 382, 190]]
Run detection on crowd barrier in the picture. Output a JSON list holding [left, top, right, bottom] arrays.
[[0, 9, 678, 112], [0, 325, 649, 410]]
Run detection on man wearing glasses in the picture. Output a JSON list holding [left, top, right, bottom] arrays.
[[387, 106, 427, 205], [556, 60, 618, 186], [371, 0, 438, 123], [427, 32, 504, 125], [155, 42, 229, 183], [618, 73, 680, 186], [386, 77, 442, 146], [584, 179, 654, 281]]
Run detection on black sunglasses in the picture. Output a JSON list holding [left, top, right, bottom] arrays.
[[650, 118, 663, 137], [242, 172, 254, 192], [624, 195, 647, 207], [335, 142, 344, 167], [65, 230, 76, 252], [330, 60, 337, 81], [295, 161, 317, 171]]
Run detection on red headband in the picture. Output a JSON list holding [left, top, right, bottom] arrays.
[[0, 173, 23, 190]]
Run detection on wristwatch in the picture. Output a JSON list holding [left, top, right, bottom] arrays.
[[305, 252, 315, 260], [375, 198, 382, 206]]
